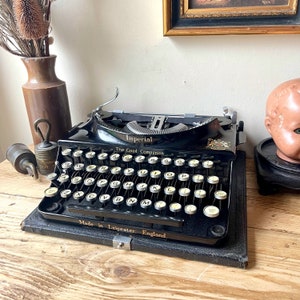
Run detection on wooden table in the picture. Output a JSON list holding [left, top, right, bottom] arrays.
[[0, 158, 299, 299]]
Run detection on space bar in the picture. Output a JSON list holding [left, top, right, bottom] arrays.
[[67, 205, 184, 227]]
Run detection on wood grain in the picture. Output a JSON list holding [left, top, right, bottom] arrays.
[[1, 159, 300, 299]]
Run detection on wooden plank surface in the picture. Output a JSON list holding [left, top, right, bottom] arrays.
[[0, 159, 300, 299]]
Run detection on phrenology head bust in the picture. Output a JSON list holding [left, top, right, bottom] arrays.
[[265, 79, 300, 164]]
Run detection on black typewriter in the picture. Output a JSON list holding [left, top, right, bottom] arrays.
[[22, 90, 248, 268]]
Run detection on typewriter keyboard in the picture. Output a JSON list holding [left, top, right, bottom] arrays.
[[38, 143, 235, 245]]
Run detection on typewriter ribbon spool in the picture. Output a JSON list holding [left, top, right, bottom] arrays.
[[34, 118, 58, 175]]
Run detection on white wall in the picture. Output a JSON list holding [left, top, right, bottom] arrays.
[[1, 0, 300, 161]]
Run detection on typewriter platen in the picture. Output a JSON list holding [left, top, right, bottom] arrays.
[[22, 92, 247, 267]]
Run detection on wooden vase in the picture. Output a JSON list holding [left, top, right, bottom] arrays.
[[21, 55, 72, 145]]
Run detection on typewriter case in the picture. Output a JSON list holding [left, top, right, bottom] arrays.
[[21, 104, 248, 268]]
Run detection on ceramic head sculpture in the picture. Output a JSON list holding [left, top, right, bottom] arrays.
[[265, 79, 300, 164]]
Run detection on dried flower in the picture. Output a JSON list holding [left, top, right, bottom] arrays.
[[0, 0, 54, 57]]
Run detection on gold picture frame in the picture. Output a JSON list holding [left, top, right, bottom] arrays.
[[163, 0, 300, 35]]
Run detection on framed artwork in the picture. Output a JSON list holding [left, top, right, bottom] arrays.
[[163, 0, 300, 35]]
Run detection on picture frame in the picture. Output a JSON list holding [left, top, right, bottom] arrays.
[[163, 0, 300, 35]]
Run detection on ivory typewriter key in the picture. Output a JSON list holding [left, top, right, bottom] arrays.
[[161, 157, 172, 166], [149, 184, 161, 194], [86, 192, 97, 202], [110, 153, 120, 162], [71, 176, 82, 185], [192, 174, 204, 184], [179, 187, 191, 197], [73, 149, 83, 158], [154, 200, 166, 212], [136, 182, 148, 192], [74, 163, 84, 171], [207, 175, 219, 185], [164, 171, 175, 180], [178, 173, 190, 182], [110, 166, 122, 175], [126, 197, 138, 208], [113, 195, 124, 206], [148, 156, 159, 164], [44, 187, 59, 198], [57, 174, 69, 184], [150, 170, 161, 179], [61, 148, 72, 156], [203, 205, 220, 218], [122, 154, 133, 162], [184, 204, 197, 215], [97, 152, 108, 161], [85, 151, 96, 159], [164, 186, 176, 196], [137, 169, 148, 178], [84, 177, 95, 186], [169, 202, 182, 213], [135, 155, 145, 163], [110, 180, 121, 189], [99, 193, 111, 204], [123, 181, 135, 190], [188, 159, 200, 168], [174, 158, 185, 167], [61, 161, 73, 170], [124, 167, 135, 176], [97, 178, 108, 188], [47, 172, 58, 181], [194, 189, 206, 200], [73, 191, 85, 201], [98, 165, 109, 174], [214, 190, 227, 200], [140, 199, 152, 210], [86, 164, 97, 172], [202, 160, 214, 169], [60, 189, 72, 199]]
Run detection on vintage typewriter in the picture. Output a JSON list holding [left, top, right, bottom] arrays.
[[22, 90, 248, 268]]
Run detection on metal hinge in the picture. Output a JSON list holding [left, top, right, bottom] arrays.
[[113, 235, 132, 250]]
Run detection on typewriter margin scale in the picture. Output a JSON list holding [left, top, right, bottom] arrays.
[[21, 92, 248, 268]]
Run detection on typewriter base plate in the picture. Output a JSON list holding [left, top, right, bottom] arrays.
[[21, 151, 247, 269]]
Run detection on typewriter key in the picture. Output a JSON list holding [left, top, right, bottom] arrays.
[[178, 173, 190, 182], [136, 182, 148, 192], [124, 168, 135, 176], [149, 184, 161, 194], [111, 166, 122, 175], [97, 179, 108, 188], [203, 205, 219, 218], [84, 177, 95, 186], [73, 150, 83, 158], [110, 180, 121, 189], [161, 157, 172, 166], [86, 192, 97, 202], [135, 155, 145, 163], [188, 159, 200, 168], [137, 169, 148, 178], [169, 202, 182, 213], [148, 156, 159, 164], [57, 174, 69, 184], [154, 200, 166, 211], [85, 151, 96, 159], [99, 194, 111, 204], [126, 197, 138, 207], [98, 152, 108, 161], [150, 170, 161, 179], [73, 191, 85, 201], [174, 158, 185, 167], [140, 199, 152, 210], [61, 148, 72, 156], [47, 172, 58, 181], [44, 187, 58, 198], [192, 174, 204, 184], [214, 190, 227, 200], [123, 181, 135, 190], [74, 163, 85, 171], [122, 154, 133, 162], [202, 160, 214, 169], [98, 165, 109, 174], [86, 164, 97, 172], [61, 161, 73, 170], [207, 176, 219, 185], [179, 187, 191, 197], [71, 176, 82, 185], [184, 204, 197, 215], [113, 196, 124, 206], [60, 189, 72, 199], [194, 189, 206, 200], [164, 172, 175, 180], [164, 186, 176, 196], [110, 153, 120, 162]]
